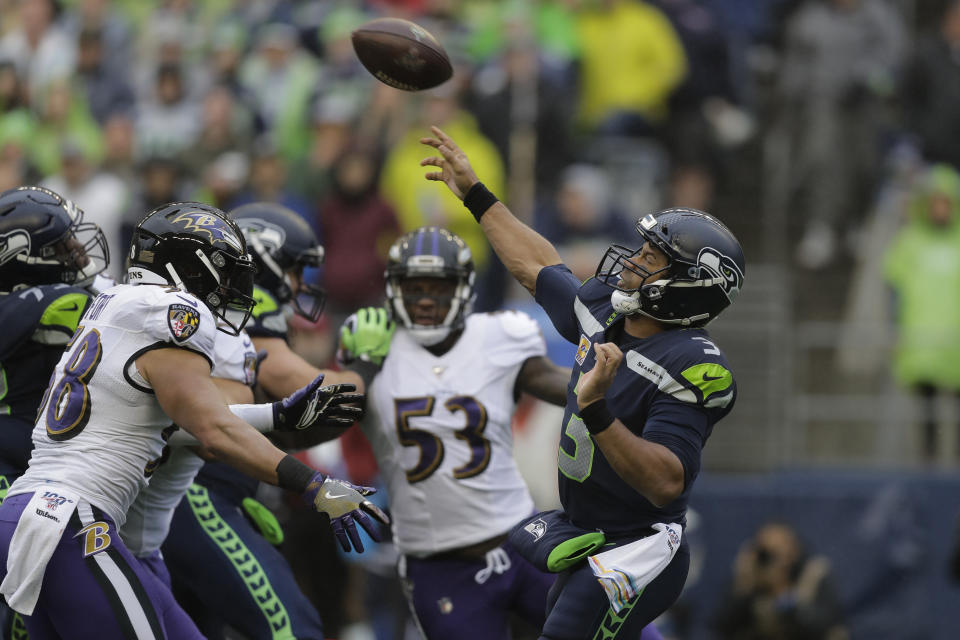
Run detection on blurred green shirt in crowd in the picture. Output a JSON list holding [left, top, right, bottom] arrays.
[[885, 164, 960, 389]]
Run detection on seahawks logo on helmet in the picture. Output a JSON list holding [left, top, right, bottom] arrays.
[[697, 247, 743, 302], [0, 230, 30, 266], [235, 219, 286, 256], [171, 210, 244, 252]]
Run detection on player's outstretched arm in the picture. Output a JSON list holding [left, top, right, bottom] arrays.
[[139, 347, 387, 551], [253, 335, 365, 394], [420, 126, 563, 295], [516, 356, 572, 407]]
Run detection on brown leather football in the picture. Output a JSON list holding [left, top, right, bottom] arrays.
[[351, 18, 453, 91]]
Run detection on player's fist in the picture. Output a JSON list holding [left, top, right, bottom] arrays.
[[338, 307, 396, 366], [303, 473, 390, 553], [576, 342, 623, 409], [272, 375, 365, 431]]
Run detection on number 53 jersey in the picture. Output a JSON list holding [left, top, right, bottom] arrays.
[[363, 311, 546, 558], [10, 283, 217, 526]]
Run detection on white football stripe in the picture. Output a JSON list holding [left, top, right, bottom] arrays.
[[574, 298, 604, 336]]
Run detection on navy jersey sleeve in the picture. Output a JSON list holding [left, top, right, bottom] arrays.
[[0, 285, 91, 359], [245, 285, 289, 340], [641, 397, 711, 491], [534, 264, 582, 344]]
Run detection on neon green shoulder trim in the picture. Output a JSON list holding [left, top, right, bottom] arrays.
[[251, 285, 279, 319], [680, 363, 732, 401]]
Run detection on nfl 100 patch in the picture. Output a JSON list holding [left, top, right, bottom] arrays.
[[168, 303, 200, 341]]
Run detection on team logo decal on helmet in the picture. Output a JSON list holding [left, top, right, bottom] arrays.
[[167, 303, 200, 341], [696, 247, 743, 302], [0, 230, 30, 265], [171, 210, 244, 252]]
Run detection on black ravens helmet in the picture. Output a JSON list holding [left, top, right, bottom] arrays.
[[385, 226, 475, 346], [128, 201, 256, 335], [0, 185, 109, 292], [229, 202, 326, 322], [595, 208, 745, 327]]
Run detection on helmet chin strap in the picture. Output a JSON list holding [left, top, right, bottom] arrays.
[[610, 290, 643, 315], [408, 325, 452, 346]]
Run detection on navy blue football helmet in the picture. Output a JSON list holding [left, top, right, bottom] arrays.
[[385, 226, 475, 346], [595, 208, 745, 327], [128, 201, 256, 335], [0, 185, 109, 292], [229, 202, 326, 322]]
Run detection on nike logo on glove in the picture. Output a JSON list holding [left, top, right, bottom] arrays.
[[702, 373, 725, 382], [324, 490, 351, 500]]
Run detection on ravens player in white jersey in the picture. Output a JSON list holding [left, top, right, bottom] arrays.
[[158, 202, 368, 639], [339, 226, 574, 639], [420, 127, 745, 639], [0, 201, 386, 638], [0, 185, 110, 639]]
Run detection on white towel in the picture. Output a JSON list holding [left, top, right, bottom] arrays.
[[588, 523, 682, 613], [1, 487, 79, 615]]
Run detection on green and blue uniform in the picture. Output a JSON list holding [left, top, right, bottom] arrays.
[[0, 285, 91, 639], [534, 265, 736, 639]]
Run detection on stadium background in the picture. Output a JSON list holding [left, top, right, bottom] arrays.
[[1, 0, 958, 638]]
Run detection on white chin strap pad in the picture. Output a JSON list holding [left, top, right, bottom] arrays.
[[610, 290, 642, 315], [408, 325, 452, 346]]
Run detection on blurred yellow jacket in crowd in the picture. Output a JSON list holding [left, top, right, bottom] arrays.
[[575, 0, 687, 128], [884, 164, 960, 389], [380, 110, 504, 269]]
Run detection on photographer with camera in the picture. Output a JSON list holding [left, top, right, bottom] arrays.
[[711, 521, 849, 640]]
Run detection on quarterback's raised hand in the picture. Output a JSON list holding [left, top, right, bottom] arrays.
[[419, 126, 480, 200], [338, 307, 396, 366], [303, 473, 390, 552], [272, 374, 365, 431]]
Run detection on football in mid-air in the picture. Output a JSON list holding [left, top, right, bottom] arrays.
[[351, 17, 453, 91]]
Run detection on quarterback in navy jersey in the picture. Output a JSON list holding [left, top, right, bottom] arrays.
[[421, 127, 745, 639]]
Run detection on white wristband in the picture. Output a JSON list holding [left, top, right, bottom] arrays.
[[165, 403, 276, 448], [228, 403, 275, 432]]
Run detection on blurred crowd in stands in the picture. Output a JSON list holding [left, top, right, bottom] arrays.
[[4, 0, 960, 637]]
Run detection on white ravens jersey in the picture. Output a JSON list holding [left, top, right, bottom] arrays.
[[121, 330, 258, 556], [364, 311, 545, 557], [9, 284, 217, 527]]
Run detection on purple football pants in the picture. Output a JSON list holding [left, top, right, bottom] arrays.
[[136, 549, 173, 590], [0, 492, 202, 639], [400, 540, 555, 640]]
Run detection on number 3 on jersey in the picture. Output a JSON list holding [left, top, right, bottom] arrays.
[[37, 326, 103, 441], [394, 395, 491, 483]]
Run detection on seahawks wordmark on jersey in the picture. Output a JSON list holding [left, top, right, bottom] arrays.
[[364, 311, 545, 557], [8, 284, 217, 527]]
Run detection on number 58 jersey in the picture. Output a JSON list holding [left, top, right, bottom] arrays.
[[10, 283, 217, 526], [363, 311, 547, 558]]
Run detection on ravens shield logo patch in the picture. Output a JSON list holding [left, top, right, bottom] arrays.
[[167, 303, 200, 341]]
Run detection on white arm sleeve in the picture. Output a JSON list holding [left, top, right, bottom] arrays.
[[166, 403, 276, 447]]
